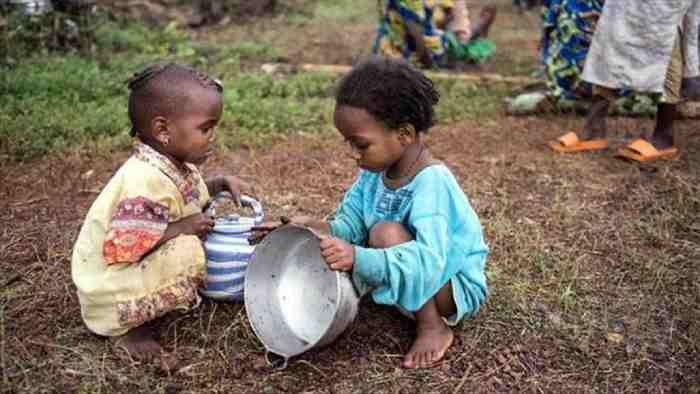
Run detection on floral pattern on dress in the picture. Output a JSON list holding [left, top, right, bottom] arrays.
[[103, 196, 169, 264], [133, 141, 204, 205], [117, 275, 204, 328], [374, 0, 493, 66], [374, 0, 447, 65]]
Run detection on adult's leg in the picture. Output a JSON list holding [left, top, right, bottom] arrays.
[[368, 222, 455, 369], [645, 28, 684, 149], [681, 77, 700, 99], [581, 86, 613, 141], [646, 103, 676, 149]]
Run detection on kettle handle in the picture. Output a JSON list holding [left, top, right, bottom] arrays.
[[205, 192, 264, 225]]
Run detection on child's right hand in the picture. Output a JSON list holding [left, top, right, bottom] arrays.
[[248, 216, 292, 245], [320, 236, 354, 272], [173, 213, 215, 239]]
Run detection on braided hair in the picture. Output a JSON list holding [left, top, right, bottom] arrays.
[[335, 57, 440, 133], [126, 63, 223, 137]]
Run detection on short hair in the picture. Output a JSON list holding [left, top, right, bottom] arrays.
[[335, 57, 440, 133], [126, 63, 223, 136]]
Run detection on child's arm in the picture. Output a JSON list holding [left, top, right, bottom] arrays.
[[328, 172, 488, 315], [154, 213, 214, 248], [288, 216, 331, 234], [327, 173, 369, 245], [205, 175, 250, 205], [249, 216, 330, 245], [251, 173, 369, 244]]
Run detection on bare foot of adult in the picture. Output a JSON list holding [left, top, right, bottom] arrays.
[[580, 97, 610, 140], [681, 77, 700, 100], [640, 103, 676, 150], [640, 131, 674, 150], [112, 324, 163, 361], [402, 320, 454, 369]]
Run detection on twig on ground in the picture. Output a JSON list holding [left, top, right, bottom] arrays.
[[297, 360, 328, 378], [1, 263, 40, 288], [11, 197, 48, 207], [452, 364, 473, 394]]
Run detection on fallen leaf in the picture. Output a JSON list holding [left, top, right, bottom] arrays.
[[607, 332, 624, 344]]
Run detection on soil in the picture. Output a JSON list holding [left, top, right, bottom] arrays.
[[2, 1, 699, 393]]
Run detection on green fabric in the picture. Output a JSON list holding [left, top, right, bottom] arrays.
[[445, 34, 496, 63]]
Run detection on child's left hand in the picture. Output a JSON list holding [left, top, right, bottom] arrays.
[[208, 175, 251, 206], [320, 236, 354, 272], [222, 176, 250, 205]]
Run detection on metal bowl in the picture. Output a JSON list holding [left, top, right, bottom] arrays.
[[244, 225, 359, 367]]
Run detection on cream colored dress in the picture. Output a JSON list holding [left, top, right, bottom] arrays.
[[582, 0, 700, 94], [71, 142, 209, 337]]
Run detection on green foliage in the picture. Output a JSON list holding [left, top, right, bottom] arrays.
[[0, 18, 197, 160], [216, 72, 336, 148], [94, 20, 195, 58], [0, 56, 130, 159], [434, 79, 509, 123], [1, 2, 507, 161], [221, 41, 281, 62], [313, 0, 366, 22]]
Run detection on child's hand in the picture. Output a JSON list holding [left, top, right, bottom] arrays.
[[320, 236, 354, 272], [220, 175, 250, 206], [206, 175, 251, 206], [174, 213, 215, 239], [248, 216, 292, 244]]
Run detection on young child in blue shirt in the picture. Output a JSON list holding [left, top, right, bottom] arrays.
[[254, 57, 488, 369]]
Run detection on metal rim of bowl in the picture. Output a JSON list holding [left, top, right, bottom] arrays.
[[243, 224, 344, 363]]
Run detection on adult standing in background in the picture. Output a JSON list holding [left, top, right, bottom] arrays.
[[549, 0, 700, 161], [374, 0, 498, 69], [507, 0, 662, 116], [681, 0, 700, 98]]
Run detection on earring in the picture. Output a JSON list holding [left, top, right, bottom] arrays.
[[398, 126, 413, 146]]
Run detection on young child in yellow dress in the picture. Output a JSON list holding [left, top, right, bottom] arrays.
[[71, 63, 247, 360]]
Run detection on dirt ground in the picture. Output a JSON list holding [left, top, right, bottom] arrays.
[[2, 1, 699, 393]]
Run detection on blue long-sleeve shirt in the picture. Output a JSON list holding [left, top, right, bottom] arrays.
[[329, 164, 488, 323]]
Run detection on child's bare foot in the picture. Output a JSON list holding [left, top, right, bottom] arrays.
[[402, 319, 454, 369], [112, 324, 162, 360]]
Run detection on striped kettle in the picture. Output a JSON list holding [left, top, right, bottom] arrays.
[[201, 193, 264, 302]]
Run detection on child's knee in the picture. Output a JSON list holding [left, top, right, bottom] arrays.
[[368, 221, 413, 248]]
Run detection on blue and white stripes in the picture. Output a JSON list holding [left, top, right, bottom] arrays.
[[201, 195, 264, 302]]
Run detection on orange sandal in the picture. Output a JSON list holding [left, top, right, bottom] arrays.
[[548, 132, 609, 153], [616, 139, 678, 162]]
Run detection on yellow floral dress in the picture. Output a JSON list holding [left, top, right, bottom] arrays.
[[71, 142, 209, 336]]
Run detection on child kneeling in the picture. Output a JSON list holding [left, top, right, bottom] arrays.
[[72, 64, 247, 361], [255, 57, 489, 369]]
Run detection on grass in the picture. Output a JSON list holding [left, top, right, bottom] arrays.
[[3, 115, 699, 392], [1, 0, 513, 161], [6, 0, 699, 392]]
